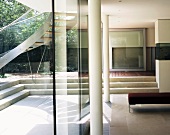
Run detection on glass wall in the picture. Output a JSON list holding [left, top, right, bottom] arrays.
[[0, 0, 89, 134], [79, 12, 89, 119], [54, 0, 89, 135], [109, 29, 146, 71], [0, 7, 54, 135]]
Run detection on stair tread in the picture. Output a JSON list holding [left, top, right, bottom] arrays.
[[109, 76, 156, 82], [110, 76, 155, 78], [27, 88, 89, 90], [24, 83, 89, 85], [0, 84, 24, 94], [0, 80, 19, 90], [110, 87, 158, 89], [109, 86, 159, 94], [0, 84, 24, 100], [110, 82, 157, 84], [0, 90, 29, 105]]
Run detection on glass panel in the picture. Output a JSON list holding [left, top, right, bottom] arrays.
[[112, 47, 143, 69], [109, 30, 145, 70], [0, 0, 89, 134], [79, 1, 89, 133], [0, 6, 53, 135], [54, 0, 89, 135], [79, 15, 89, 118], [110, 31, 144, 47]]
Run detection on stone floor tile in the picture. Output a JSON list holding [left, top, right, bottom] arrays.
[[110, 94, 170, 135], [110, 127, 129, 135]]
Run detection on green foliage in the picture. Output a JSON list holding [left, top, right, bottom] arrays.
[[0, 13, 49, 51], [67, 28, 78, 43], [0, 12, 50, 76], [12, 14, 47, 44], [0, 0, 29, 28]]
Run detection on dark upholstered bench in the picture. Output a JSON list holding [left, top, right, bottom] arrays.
[[128, 93, 170, 112]]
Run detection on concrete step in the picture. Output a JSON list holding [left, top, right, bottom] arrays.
[[19, 77, 156, 84], [24, 84, 52, 89], [56, 78, 89, 83], [29, 88, 89, 95], [109, 82, 157, 88], [20, 78, 52, 84], [24, 83, 89, 89], [0, 84, 25, 100], [0, 75, 158, 111], [19, 78, 89, 84], [0, 90, 29, 111], [23, 81, 157, 89], [55, 83, 89, 89], [110, 87, 159, 94], [28, 87, 158, 95], [0, 80, 19, 91], [110, 76, 156, 82], [0, 76, 158, 111]]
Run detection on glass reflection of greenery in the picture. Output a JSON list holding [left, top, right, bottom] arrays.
[[0, 12, 49, 54], [156, 43, 170, 60]]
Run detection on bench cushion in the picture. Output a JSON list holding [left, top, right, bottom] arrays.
[[128, 93, 170, 105]]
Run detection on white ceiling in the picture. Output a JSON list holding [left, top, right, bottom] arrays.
[[102, 0, 170, 28], [16, 0, 170, 28]]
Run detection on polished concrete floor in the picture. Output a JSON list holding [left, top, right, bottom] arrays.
[[0, 95, 110, 135], [0, 96, 53, 135], [0, 94, 169, 135], [110, 94, 170, 135]]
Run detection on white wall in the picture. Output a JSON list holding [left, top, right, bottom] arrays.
[[156, 60, 170, 92], [155, 19, 170, 43]]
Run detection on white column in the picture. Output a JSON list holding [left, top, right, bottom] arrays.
[[88, 0, 103, 135], [102, 14, 110, 102]]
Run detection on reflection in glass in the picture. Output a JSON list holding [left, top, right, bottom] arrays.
[[54, 0, 89, 135], [112, 47, 143, 69], [156, 43, 170, 60], [0, 0, 89, 134], [0, 7, 53, 135], [109, 30, 145, 70]]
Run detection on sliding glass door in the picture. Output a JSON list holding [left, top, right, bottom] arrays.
[[0, 0, 89, 134], [53, 0, 89, 134]]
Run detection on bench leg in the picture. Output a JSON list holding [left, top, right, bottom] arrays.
[[129, 105, 132, 113]]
